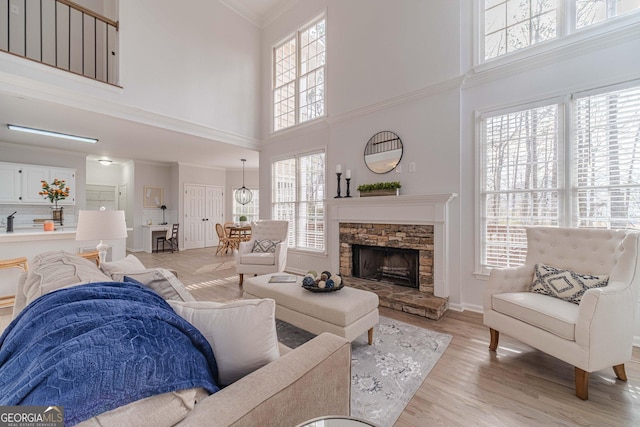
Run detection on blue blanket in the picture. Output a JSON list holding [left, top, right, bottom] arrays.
[[0, 282, 219, 426]]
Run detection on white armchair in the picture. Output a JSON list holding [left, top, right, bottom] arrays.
[[483, 226, 640, 400], [236, 220, 289, 286]]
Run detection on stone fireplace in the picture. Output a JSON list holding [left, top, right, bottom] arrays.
[[328, 194, 457, 319], [340, 223, 434, 293]]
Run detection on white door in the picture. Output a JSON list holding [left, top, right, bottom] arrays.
[[205, 186, 224, 247], [184, 184, 206, 249]]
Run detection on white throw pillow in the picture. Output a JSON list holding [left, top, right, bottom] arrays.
[[168, 299, 280, 386], [99, 254, 146, 277]]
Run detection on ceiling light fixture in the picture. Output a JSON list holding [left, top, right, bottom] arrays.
[[7, 124, 98, 144], [98, 159, 112, 166], [234, 159, 253, 206]]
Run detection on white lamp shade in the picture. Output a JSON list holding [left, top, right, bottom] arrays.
[[76, 210, 128, 241]]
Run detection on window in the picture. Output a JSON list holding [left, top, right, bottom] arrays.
[[272, 150, 326, 251], [273, 17, 326, 132], [232, 188, 259, 223], [479, 83, 640, 271], [482, 0, 640, 62]]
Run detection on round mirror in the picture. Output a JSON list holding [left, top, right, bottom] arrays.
[[364, 131, 403, 174]]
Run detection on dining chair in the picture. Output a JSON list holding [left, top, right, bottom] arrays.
[[215, 223, 234, 255], [155, 223, 179, 253]]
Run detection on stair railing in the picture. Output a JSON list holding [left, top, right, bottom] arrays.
[[1, 0, 120, 86]]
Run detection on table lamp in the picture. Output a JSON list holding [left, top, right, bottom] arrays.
[[76, 208, 128, 264]]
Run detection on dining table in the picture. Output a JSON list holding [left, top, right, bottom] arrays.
[[227, 224, 252, 249]]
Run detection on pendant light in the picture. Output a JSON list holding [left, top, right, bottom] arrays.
[[234, 159, 253, 205]]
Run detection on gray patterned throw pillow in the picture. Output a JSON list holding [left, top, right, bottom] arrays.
[[252, 239, 280, 253], [530, 264, 609, 304]]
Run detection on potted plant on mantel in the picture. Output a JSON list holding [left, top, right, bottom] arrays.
[[357, 181, 401, 197]]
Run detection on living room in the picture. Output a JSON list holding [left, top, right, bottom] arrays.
[[1, 0, 640, 425]]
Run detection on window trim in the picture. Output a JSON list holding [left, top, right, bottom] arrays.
[[271, 147, 327, 254], [271, 13, 326, 134], [475, 0, 640, 69]]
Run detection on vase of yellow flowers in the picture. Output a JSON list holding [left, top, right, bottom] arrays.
[[39, 179, 70, 225]]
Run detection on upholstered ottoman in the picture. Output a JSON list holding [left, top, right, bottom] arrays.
[[243, 274, 379, 344]]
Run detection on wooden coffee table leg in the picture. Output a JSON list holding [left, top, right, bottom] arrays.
[[368, 328, 373, 345]]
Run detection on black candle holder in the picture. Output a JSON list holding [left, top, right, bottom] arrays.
[[345, 178, 352, 197], [335, 173, 342, 198]]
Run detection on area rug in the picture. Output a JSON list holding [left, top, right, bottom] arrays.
[[276, 316, 452, 427], [194, 260, 235, 273]]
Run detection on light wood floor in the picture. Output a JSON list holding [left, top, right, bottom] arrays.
[[3, 248, 639, 426]]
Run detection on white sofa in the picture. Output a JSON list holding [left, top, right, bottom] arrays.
[[483, 226, 640, 400], [6, 251, 351, 426]]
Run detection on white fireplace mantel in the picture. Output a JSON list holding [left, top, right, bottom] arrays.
[[327, 193, 457, 298]]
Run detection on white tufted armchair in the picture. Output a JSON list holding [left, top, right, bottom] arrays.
[[236, 220, 289, 286], [483, 226, 640, 400]]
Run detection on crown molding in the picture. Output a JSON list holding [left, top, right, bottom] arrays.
[[218, 0, 298, 28], [325, 75, 465, 126], [218, 0, 262, 27]]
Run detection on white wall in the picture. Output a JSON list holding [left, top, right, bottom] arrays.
[[259, 0, 463, 302], [130, 161, 174, 251], [117, 0, 261, 138]]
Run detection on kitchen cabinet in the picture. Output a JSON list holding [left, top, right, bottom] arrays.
[[0, 162, 76, 205], [0, 163, 22, 203]]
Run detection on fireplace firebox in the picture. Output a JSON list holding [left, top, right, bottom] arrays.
[[352, 244, 419, 288]]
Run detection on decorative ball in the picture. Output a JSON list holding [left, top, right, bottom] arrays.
[[306, 270, 318, 279], [320, 272, 329, 281], [322, 270, 332, 279], [317, 280, 326, 289], [333, 275, 342, 287], [325, 279, 335, 289], [304, 273, 314, 280], [302, 276, 316, 287]]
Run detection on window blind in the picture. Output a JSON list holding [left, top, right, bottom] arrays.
[[482, 104, 560, 268], [573, 85, 640, 229]]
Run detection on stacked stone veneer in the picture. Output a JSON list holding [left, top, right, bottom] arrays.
[[339, 222, 435, 295]]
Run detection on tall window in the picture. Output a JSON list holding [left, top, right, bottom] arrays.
[[272, 151, 325, 251], [273, 17, 326, 132], [479, 83, 640, 271], [232, 188, 259, 223], [483, 0, 640, 61]]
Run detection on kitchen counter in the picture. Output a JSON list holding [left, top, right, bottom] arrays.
[[0, 227, 130, 262], [0, 228, 77, 243]]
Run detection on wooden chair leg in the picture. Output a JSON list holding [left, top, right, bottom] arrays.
[[368, 328, 374, 345], [575, 367, 589, 400], [613, 364, 627, 381], [239, 274, 244, 286], [489, 328, 499, 351]]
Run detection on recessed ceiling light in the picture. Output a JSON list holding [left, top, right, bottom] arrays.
[[7, 124, 98, 144], [98, 159, 113, 166]]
